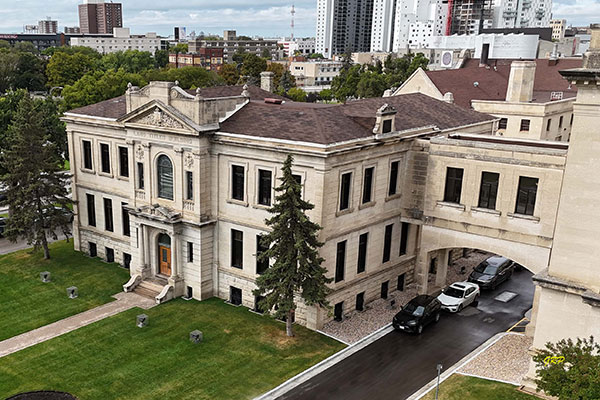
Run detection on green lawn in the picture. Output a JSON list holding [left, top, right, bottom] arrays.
[[0, 298, 345, 400], [0, 240, 130, 341], [422, 374, 539, 400]]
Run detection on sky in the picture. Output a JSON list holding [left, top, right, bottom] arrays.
[[0, 0, 598, 38]]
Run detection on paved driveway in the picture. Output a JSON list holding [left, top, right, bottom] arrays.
[[279, 269, 535, 400]]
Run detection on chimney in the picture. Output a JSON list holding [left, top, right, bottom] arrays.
[[548, 43, 559, 66], [583, 23, 600, 69], [443, 92, 454, 104], [260, 71, 275, 93], [506, 61, 536, 103]]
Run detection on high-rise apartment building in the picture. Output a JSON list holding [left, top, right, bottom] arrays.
[[392, 0, 448, 50], [371, 0, 397, 52], [316, 0, 375, 58], [448, 0, 494, 35], [491, 0, 552, 29], [38, 18, 58, 34], [78, 0, 123, 34], [550, 18, 566, 40]]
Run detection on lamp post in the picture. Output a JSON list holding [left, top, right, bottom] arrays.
[[435, 363, 443, 400]]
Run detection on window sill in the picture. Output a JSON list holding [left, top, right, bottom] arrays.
[[252, 203, 271, 211], [436, 201, 466, 211], [385, 193, 402, 202], [336, 207, 354, 217], [227, 199, 249, 207], [98, 171, 113, 178], [80, 168, 96, 175], [358, 201, 376, 210], [507, 212, 540, 223], [471, 207, 501, 216], [117, 175, 129, 182]]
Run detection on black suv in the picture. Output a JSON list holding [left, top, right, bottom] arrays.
[[393, 295, 442, 334], [468, 255, 514, 290]]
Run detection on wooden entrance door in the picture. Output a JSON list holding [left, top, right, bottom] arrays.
[[159, 246, 171, 276]]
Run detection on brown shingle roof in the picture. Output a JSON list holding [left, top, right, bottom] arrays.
[[219, 93, 495, 145], [425, 58, 582, 108]]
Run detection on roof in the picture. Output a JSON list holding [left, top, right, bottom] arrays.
[[484, 255, 510, 266], [67, 85, 283, 120], [408, 295, 437, 306], [220, 93, 495, 145], [424, 58, 582, 108]]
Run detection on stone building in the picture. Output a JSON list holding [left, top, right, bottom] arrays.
[[63, 79, 495, 329]]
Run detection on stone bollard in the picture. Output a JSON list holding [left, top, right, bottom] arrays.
[[40, 271, 51, 283], [137, 314, 148, 328], [67, 286, 78, 299], [190, 330, 203, 344]]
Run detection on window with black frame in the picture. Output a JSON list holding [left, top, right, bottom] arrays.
[[118, 147, 129, 177], [231, 229, 243, 269], [335, 240, 346, 282], [478, 172, 500, 210], [100, 143, 110, 173], [515, 176, 538, 216], [357, 233, 368, 273], [339, 172, 352, 211], [157, 155, 174, 200], [258, 169, 272, 206], [443, 167, 464, 204], [231, 165, 245, 201]]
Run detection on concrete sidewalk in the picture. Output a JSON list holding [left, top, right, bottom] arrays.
[[0, 292, 155, 358]]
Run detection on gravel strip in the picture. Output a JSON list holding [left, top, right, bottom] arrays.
[[445, 250, 491, 287], [458, 333, 533, 384]]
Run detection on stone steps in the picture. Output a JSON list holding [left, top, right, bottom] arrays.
[[138, 280, 164, 293], [134, 286, 160, 300]]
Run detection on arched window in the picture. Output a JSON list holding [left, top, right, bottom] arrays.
[[157, 155, 174, 200]]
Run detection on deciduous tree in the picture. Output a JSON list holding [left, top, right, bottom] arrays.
[[219, 64, 241, 86]]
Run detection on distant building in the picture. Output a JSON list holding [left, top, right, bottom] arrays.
[[550, 19, 567, 41], [70, 28, 160, 55], [370, 0, 398, 52], [23, 25, 39, 34], [174, 27, 187, 41], [38, 18, 58, 34], [491, 0, 552, 29], [169, 48, 224, 72], [64, 27, 81, 34], [278, 38, 316, 57], [188, 30, 278, 64], [448, 0, 494, 35], [392, 0, 448, 50], [482, 27, 553, 41], [289, 60, 343, 91], [0, 33, 66, 51], [78, 0, 123, 34]]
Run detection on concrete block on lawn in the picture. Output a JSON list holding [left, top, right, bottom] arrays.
[[137, 314, 148, 328], [190, 330, 203, 344], [40, 271, 51, 283], [67, 286, 78, 299]]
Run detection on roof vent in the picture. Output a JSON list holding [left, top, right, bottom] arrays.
[[265, 98, 283, 105], [473, 82, 479, 87]]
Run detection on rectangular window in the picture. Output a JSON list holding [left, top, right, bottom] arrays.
[[399, 222, 409, 256], [559, 116, 563, 128], [118, 147, 129, 177], [186, 171, 193, 201], [381, 281, 389, 299], [123, 253, 131, 269], [362, 167, 374, 204], [256, 235, 269, 274], [498, 118, 507, 130], [86, 194, 96, 227], [83, 140, 93, 170], [515, 176, 538, 216], [100, 143, 110, 173], [188, 242, 194, 263], [103, 198, 113, 232], [520, 119, 530, 131], [382, 119, 392, 133], [357, 233, 368, 274], [383, 224, 393, 263], [570, 114, 574, 126], [121, 202, 130, 237], [339, 172, 352, 211], [231, 229, 243, 269], [335, 240, 346, 283], [230, 286, 242, 305], [258, 169, 272, 206], [546, 119, 551, 131], [89, 242, 97, 257], [478, 172, 500, 210], [231, 165, 245, 201], [388, 161, 399, 196], [356, 292, 365, 311], [105, 247, 114, 263], [137, 163, 144, 189], [443, 167, 464, 204], [397, 274, 405, 291]]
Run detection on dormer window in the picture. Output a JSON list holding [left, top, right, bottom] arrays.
[[373, 104, 397, 135]]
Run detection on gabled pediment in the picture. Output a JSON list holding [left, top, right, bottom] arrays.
[[118, 100, 201, 134]]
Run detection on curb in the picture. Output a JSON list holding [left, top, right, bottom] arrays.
[[254, 323, 394, 400], [406, 331, 509, 400]]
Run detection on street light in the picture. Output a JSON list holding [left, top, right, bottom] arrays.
[[435, 363, 443, 400]]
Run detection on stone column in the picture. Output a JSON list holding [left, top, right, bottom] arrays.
[[142, 143, 152, 203], [415, 249, 429, 295], [435, 249, 450, 288], [143, 224, 152, 277], [174, 146, 184, 212], [169, 229, 184, 297]]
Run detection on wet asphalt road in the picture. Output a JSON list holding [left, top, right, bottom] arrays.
[[279, 269, 534, 400]]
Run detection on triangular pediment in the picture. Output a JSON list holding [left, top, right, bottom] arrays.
[[118, 100, 200, 134]]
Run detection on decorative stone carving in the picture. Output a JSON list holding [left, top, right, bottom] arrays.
[[184, 153, 194, 168], [170, 86, 195, 99], [136, 107, 185, 129], [241, 84, 250, 98], [135, 145, 144, 160]]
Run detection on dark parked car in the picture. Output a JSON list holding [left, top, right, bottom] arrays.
[[468, 255, 514, 290], [393, 295, 442, 334]]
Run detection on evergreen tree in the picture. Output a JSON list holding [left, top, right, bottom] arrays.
[[253, 155, 332, 337], [1, 96, 72, 259]]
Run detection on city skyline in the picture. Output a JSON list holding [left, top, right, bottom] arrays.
[[0, 0, 597, 38]]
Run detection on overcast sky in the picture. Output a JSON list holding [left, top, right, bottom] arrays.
[[0, 0, 597, 37]]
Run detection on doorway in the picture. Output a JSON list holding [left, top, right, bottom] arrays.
[[158, 233, 172, 276]]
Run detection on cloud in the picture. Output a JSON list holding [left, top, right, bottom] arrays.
[[552, 0, 600, 26]]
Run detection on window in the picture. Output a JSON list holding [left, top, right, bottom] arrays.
[[559, 116, 563, 128], [520, 119, 530, 131], [356, 292, 365, 311], [106, 247, 114, 263], [546, 119, 551, 131], [254, 295, 265, 313], [515, 176, 538, 216], [86, 194, 96, 227], [397, 274, 405, 291], [256, 235, 269, 274], [382, 119, 392, 133], [383, 224, 393, 263], [498, 118, 508, 130], [334, 302, 343, 321], [121, 203, 130, 237], [335, 240, 346, 283], [188, 242, 194, 263], [231, 165, 245, 201], [443, 167, 464, 204], [357, 233, 368, 273], [118, 147, 129, 177], [123, 253, 131, 269], [570, 114, 574, 126], [103, 198, 113, 232], [186, 171, 193, 201], [157, 155, 174, 200], [83, 140, 93, 170], [362, 167, 374, 204], [399, 222, 409, 256], [258, 169, 272, 206], [100, 143, 111, 173], [388, 161, 399, 196], [89, 242, 97, 257], [381, 281, 389, 299], [231, 229, 243, 269], [478, 172, 500, 210], [137, 163, 144, 189], [230, 286, 242, 305], [339, 172, 352, 211]]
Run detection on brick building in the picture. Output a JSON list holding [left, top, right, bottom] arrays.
[[78, 0, 123, 34], [169, 48, 224, 72]]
